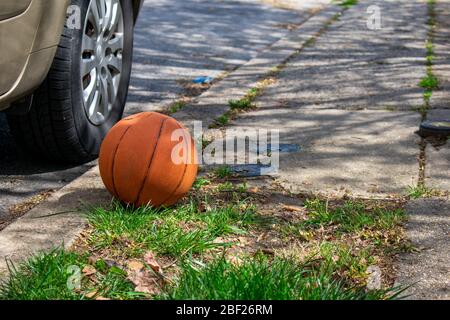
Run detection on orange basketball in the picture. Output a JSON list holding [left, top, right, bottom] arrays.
[[99, 112, 198, 208]]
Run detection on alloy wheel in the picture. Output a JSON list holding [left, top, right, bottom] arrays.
[[81, 0, 124, 125]]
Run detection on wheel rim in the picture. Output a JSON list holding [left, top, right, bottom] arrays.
[[81, 0, 124, 126]]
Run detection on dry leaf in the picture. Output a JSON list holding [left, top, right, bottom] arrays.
[[127, 268, 161, 295], [249, 187, 259, 193], [213, 236, 226, 244], [82, 265, 97, 276], [229, 256, 243, 266], [237, 237, 248, 247], [282, 204, 303, 212], [95, 296, 111, 301], [144, 251, 162, 273], [127, 260, 144, 272], [256, 233, 267, 243], [85, 290, 98, 299]]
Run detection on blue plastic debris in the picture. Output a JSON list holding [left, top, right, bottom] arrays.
[[193, 76, 214, 84], [277, 144, 301, 153]]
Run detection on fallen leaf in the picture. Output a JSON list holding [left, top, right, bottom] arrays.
[[229, 256, 243, 266], [95, 296, 111, 301], [237, 237, 248, 246], [256, 233, 267, 243], [127, 260, 144, 272], [144, 251, 162, 273], [249, 187, 259, 193], [213, 237, 226, 244], [127, 268, 161, 296], [82, 265, 97, 276], [282, 204, 303, 212], [85, 290, 98, 299]]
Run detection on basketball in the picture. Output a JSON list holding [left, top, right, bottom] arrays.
[[99, 112, 198, 208]]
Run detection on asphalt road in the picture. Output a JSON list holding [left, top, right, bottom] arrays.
[[0, 0, 310, 224]]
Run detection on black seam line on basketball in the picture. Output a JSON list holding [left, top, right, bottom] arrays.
[[131, 115, 165, 204], [110, 125, 134, 198], [159, 126, 190, 205], [111, 113, 154, 198], [135, 117, 170, 205], [111, 114, 151, 197]]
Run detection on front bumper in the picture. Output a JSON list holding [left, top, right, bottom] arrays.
[[0, 0, 70, 110]]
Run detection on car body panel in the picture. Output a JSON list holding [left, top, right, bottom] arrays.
[[0, 0, 143, 111], [0, 0, 33, 21], [0, 0, 70, 109]]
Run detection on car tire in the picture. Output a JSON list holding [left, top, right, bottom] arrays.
[[7, 0, 134, 164]]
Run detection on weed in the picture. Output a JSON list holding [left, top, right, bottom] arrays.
[[168, 100, 187, 114], [218, 182, 234, 192], [419, 73, 439, 91], [335, 0, 358, 8], [215, 165, 233, 179], [228, 98, 253, 110], [193, 177, 211, 190], [407, 185, 441, 199], [216, 114, 230, 126]]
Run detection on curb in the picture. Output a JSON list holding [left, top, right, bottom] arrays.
[[0, 3, 344, 277]]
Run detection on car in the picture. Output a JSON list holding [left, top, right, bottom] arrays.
[[0, 0, 143, 163]]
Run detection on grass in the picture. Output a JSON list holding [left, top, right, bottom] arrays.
[[168, 100, 187, 114], [426, 40, 434, 67], [417, 0, 437, 112], [193, 177, 211, 190], [0, 193, 409, 300], [304, 37, 316, 48], [419, 73, 439, 91], [228, 97, 253, 110], [217, 182, 248, 194], [0, 249, 140, 300], [228, 87, 261, 111], [86, 201, 257, 258], [317, 242, 374, 282], [301, 200, 405, 234], [407, 184, 441, 199], [0, 168, 411, 301], [157, 256, 399, 300], [215, 114, 230, 126], [217, 181, 234, 192], [214, 85, 267, 127], [334, 0, 358, 8], [201, 137, 213, 150], [428, 0, 436, 27], [214, 165, 233, 179]]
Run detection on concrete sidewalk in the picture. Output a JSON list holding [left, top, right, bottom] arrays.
[[396, 198, 450, 300], [230, 0, 428, 197], [225, 0, 449, 299]]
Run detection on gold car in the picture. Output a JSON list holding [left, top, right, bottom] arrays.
[[0, 0, 143, 163]]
